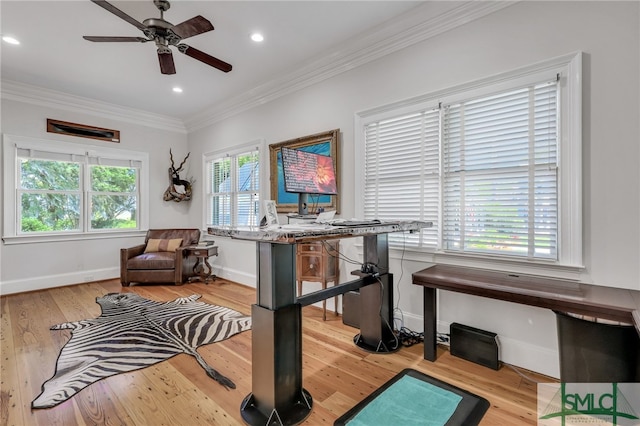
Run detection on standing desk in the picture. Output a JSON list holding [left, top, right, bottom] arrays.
[[208, 221, 430, 425]]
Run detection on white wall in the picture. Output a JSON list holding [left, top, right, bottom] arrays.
[[188, 1, 640, 378], [0, 99, 194, 293]]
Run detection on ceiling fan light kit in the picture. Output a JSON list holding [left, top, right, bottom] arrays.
[[84, 0, 232, 75]]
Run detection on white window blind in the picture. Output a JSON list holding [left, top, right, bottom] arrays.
[[236, 150, 260, 227], [362, 80, 559, 259], [206, 148, 260, 227], [208, 157, 232, 226], [442, 80, 558, 259], [357, 52, 581, 272], [364, 109, 440, 248]]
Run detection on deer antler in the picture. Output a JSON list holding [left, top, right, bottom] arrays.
[[176, 152, 191, 172], [169, 149, 176, 171], [168, 149, 190, 173]]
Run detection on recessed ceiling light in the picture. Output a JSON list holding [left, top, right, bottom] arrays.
[[251, 33, 264, 43], [172, 87, 183, 93], [2, 36, 20, 45]]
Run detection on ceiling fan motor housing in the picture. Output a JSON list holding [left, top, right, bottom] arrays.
[[154, 0, 170, 12]]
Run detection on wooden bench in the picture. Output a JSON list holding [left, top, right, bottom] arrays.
[[412, 264, 640, 362]]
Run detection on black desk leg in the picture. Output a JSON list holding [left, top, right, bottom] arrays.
[[240, 304, 312, 425], [240, 242, 312, 426], [353, 234, 399, 353], [423, 287, 437, 361]]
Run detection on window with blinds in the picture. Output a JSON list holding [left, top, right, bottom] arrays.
[[364, 109, 440, 248], [206, 148, 260, 227], [12, 143, 143, 234], [442, 81, 558, 259], [362, 78, 561, 261]]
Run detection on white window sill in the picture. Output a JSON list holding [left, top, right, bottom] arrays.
[[2, 230, 147, 245], [388, 246, 585, 281]]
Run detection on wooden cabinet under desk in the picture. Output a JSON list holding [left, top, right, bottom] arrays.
[[296, 240, 339, 320]]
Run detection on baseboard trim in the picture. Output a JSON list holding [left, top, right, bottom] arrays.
[[213, 267, 256, 289], [0, 267, 119, 295], [399, 315, 559, 379]]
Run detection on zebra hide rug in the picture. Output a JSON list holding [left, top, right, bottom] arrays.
[[32, 293, 252, 409]]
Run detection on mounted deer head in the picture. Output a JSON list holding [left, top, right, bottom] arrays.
[[164, 149, 193, 202]]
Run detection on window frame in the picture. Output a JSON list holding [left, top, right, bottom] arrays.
[[2, 135, 149, 244], [202, 140, 266, 229], [354, 52, 583, 279], [87, 163, 141, 232], [440, 80, 560, 260]]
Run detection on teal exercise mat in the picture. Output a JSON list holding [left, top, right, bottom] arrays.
[[334, 368, 490, 426]]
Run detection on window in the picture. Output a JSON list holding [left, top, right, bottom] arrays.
[[3, 135, 149, 241], [205, 145, 261, 227], [442, 81, 558, 259], [363, 109, 440, 249], [356, 52, 582, 273], [88, 161, 139, 230]]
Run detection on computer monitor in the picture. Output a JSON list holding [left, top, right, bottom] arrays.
[[281, 146, 337, 215]]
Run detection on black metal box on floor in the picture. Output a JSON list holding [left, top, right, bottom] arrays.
[[450, 323, 500, 370]]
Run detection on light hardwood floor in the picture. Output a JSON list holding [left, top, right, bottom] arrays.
[[1, 278, 557, 425]]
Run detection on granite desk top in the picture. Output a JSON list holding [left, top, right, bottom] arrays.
[[207, 221, 432, 244]]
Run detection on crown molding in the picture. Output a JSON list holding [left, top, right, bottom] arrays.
[[2, 2, 515, 135], [1, 80, 187, 134], [185, 1, 517, 132]]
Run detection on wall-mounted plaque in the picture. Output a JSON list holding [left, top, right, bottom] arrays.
[[47, 119, 120, 143]]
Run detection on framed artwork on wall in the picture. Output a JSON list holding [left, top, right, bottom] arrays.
[[269, 129, 340, 213]]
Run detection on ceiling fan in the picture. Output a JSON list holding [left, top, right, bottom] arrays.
[[83, 0, 232, 75]]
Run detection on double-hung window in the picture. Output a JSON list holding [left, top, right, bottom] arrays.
[[3, 135, 149, 241], [441, 81, 558, 259], [204, 145, 261, 227], [356, 53, 582, 273]]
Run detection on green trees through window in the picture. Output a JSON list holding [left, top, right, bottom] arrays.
[[19, 159, 138, 233], [90, 165, 137, 229], [20, 159, 81, 232]]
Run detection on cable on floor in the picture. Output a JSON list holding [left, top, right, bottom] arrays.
[[396, 327, 424, 347]]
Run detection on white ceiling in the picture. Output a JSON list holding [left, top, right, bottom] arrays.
[[1, 1, 428, 120], [1, 1, 510, 129]]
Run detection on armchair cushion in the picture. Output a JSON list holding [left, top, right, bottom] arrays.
[[128, 252, 177, 270], [144, 238, 183, 253]]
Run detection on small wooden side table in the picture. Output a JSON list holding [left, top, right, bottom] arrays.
[[185, 245, 218, 283], [296, 240, 339, 320]]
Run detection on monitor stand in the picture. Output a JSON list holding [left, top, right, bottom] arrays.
[[298, 193, 309, 215]]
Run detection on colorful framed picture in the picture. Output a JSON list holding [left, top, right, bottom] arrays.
[[269, 129, 340, 213]]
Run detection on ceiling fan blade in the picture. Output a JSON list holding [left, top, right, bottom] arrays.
[[83, 36, 148, 42], [171, 15, 214, 40], [158, 50, 176, 75], [178, 44, 232, 73], [90, 0, 146, 31]]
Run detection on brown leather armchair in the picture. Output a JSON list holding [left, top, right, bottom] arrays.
[[120, 228, 201, 286]]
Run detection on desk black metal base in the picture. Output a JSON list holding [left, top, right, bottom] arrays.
[[240, 390, 312, 426], [353, 333, 400, 354], [240, 302, 313, 426], [352, 272, 399, 353], [246, 234, 396, 425], [241, 303, 312, 426], [243, 235, 395, 425]]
